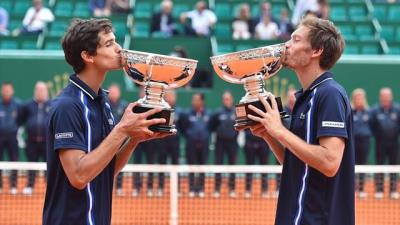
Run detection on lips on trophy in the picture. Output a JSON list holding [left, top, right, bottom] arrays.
[[210, 44, 288, 130], [121, 49, 198, 133]]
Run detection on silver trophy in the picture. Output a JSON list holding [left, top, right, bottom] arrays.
[[210, 44, 288, 130], [121, 49, 198, 133]]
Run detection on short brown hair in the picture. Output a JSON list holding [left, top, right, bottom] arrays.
[[62, 18, 113, 73], [300, 18, 345, 70]]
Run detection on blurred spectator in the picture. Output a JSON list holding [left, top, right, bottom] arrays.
[[291, 0, 318, 26], [0, 82, 20, 195], [253, 1, 278, 25], [150, 0, 178, 37], [106, 0, 130, 14], [0, 7, 9, 36], [180, 93, 211, 198], [209, 91, 238, 198], [232, 3, 254, 40], [169, 45, 212, 88], [18, 82, 51, 195], [157, 90, 183, 197], [131, 88, 159, 197], [90, 0, 109, 17], [255, 14, 279, 40], [244, 129, 271, 198], [277, 8, 294, 41], [168, 45, 187, 59], [180, 1, 217, 37], [14, 0, 54, 35], [108, 84, 128, 196], [318, 0, 330, 20], [369, 87, 400, 199], [351, 88, 372, 199]]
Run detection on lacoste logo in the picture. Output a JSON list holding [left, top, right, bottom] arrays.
[[322, 121, 345, 128], [55, 132, 74, 139]]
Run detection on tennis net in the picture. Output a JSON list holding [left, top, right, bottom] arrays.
[[0, 162, 399, 225]]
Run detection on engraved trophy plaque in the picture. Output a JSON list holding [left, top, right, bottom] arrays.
[[121, 50, 198, 133], [210, 44, 288, 130]]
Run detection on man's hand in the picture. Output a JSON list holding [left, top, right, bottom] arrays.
[[247, 95, 285, 139], [115, 102, 171, 143]]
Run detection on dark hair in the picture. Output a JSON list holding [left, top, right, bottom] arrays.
[[300, 18, 345, 70], [193, 92, 205, 101], [1, 81, 13, 87], [62, 18, 113, 73]]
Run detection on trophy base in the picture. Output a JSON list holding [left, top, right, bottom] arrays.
[[234, 97, 288, 130], [132, 105, 176, 133]]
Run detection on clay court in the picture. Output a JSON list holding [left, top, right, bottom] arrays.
[[0, 175, 399, 225]]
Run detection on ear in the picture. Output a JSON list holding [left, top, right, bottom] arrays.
[[81, 51, 94, 64], [312, 48, 323, 58]]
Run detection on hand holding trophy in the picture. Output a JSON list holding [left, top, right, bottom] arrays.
[[121, 50, 198, 133], [210, 44, 288, 130]]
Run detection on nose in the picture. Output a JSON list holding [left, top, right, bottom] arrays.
[[285, 40, 291, 49], [115, 42, 122, 53]]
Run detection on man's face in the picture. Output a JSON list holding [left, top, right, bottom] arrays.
[[33, 0, 42, 10], [283, 25, 314, 70], [380, 89, 393, 109], [192, 94, 203, 111], [92, 31, 122, 72], [222, 92, 233, 108], [352, 92, 365, 109], [34, 83, 48, 103], [1, 84, 14, 102]]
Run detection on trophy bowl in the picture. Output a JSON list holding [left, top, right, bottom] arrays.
[[210, 44, 288, 130], [121, 49, 198, 133]]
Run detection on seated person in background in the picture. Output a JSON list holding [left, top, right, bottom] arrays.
[[90, 0, 109, 17], [277, 8, 294, 41], [108, 0, 130, 14], [255, 14, 279, 40], [180, 1, 217, 37], [0, 7, 9, 36], [232, 3, 254, 40], [150, 0, 178, 37], [253, 1, 278, 26], [16, 0, 54, 35]]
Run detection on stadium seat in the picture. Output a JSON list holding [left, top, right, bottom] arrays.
[[134, 22, 150, 37], [215, 3, 232, 20], [44, 42, 62, 50], [236, 44, 253, 51], [48, 20, 69, 37], [338, 24, 356, 41], [73, 2, 90, 18], [330, 6, 347, 22], [21, 40, 38, 49], [396, 27, 400, 41], [355, 25, 375, 41], [13, 1, 30, 16], [373, 5, 387, 22], [380, 25, 395, 42], [113, 21, 127, 39], [134, 2, 152, 19], [217, 44, 234, 54], [54, 1, 73, 17], [0, 40, 18, 49], [172, 3, 190, 19], [344, 45, 359, 54], [349, 6, 368, 22], [214, 23, 231, 38], [388, 6, 400, 22], [361, 45, 380, 54], [1, 0, 13, 12], [387, 46, 400, 55]]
